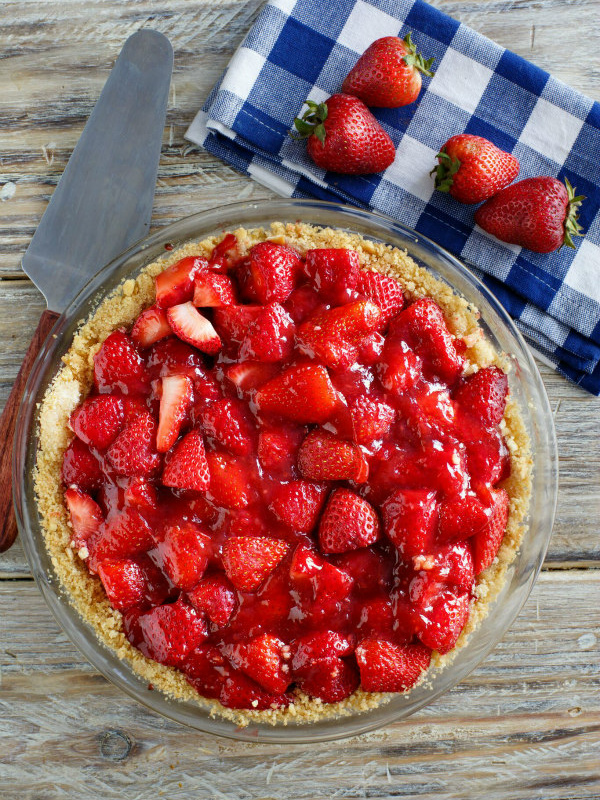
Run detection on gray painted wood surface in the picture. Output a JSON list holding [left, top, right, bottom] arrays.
[[1, 1, 599, 797]]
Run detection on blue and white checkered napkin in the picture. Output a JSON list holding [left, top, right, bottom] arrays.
[[186, 0, 600, 395]]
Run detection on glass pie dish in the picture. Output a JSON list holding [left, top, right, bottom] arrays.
[[13, 198, 558, 743]]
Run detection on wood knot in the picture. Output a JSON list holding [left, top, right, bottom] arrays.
[[99, 729, 133, 761]]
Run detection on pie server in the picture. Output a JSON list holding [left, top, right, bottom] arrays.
[[0, 30, 174, 551]]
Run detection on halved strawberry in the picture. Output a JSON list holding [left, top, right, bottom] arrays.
[[284, 284, 323, 323], [155, 256, 208, 308], [137, 598, 208, 666], [381, 488, 438, 558], [156, 374, 193, 452], [318, 489, 380, 553], [225, 362, 279, 394], [62, 438, 103, 490], [298, 300, 382, 368], [206, 452, 253, 509], [207, 233, 238, 270], [193, 272, 236, 307], [162, 429, 210, 492], [218, 671, 290, 710], [357, 269, 404, 326], [166, 302, 222, 355], [303, 248, 360, 305], [182, 644, 228, 698], [200, 397, 254, 456], [438, 493, 489, 542], [187, 574, 236, 626], [355, 639, 430, 691], [412, 542, 475, 595], [289, 544, 353, 599], [357, 332, 385, 365], [355, 596, 395, 638], [377, 338, 422, 394], [238, 302, 296, 362], [223, 633, 291, 694], [255, 364, 337, 424], [332, 549, 392, 593], [291, 631, 353, 673], [268, 480, 328, 533], [222, 535, 288, 591], [247, 241, 301, 304], [131, 305, 172, 347], [154, 522, 212, 590], [454, 366, 509, 426], [94, 330, 150, 395], [296, 656, 359, 703], [389, 298, 464, 383], [350, 395, 395, 444], [65, 487, 104, 551], [123, 477, 158, 511], [106, 410, 162, 477], [257, 425, 305, 476], [89, 507, 154, 565], [145, 337, 207, 381], [472, 487, 509, 574], [212, 305, 262, 346], [415, 589, 470, 654], [97, 558, 147, 610], [69, 395, 125, 450], [297, 429, 369, 482]]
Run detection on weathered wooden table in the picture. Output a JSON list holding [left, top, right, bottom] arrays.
[[1, 1, 599, 797]]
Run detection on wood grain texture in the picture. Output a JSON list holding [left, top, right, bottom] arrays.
[[1, 0, 599, 797]]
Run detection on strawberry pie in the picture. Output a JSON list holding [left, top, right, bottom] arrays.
[[35, 222, 532, 726]]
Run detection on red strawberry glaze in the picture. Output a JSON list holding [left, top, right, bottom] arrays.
[[63, 238, 512, 710]]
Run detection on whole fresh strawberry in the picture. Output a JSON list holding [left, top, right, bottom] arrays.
[[342, 34, 434, 108], [293, 94, 395, 175], [474, 177, 585, 253], [432, 135, 519, 204]]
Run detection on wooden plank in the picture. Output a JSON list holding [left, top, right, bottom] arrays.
[[0, 571, 598, 798]]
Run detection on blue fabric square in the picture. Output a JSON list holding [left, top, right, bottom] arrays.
[[564, 123, 600, 186], [495, 49, 548, 96], [269, 17, 336, 84], [405, 0, 459, 44], [464, 116, 517, 155], [416, 203, 471, 253], [291, 0, 355, 40], [244, 5, 290, 58], [476, 73, 539, 140]]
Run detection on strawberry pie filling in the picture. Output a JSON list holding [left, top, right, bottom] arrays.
[[62, 234, 512, 712]]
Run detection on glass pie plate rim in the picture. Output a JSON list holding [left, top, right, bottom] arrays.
[[14, 198, 558, 744]]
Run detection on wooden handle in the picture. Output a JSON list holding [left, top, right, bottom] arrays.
[[0, 309, 60, 552]]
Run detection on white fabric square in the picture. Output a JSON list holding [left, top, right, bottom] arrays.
[[220, 48, 266, 101], [337, 0, 405, 53], [519, 97, 585, 165], [383, 135, 438, 202], [248, 163, 296, 197], [429, 48, 493, 115], [564, 240, 600, 303]]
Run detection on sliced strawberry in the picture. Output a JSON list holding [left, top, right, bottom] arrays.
[[193, 272, 236, 307], [268, 480, 328, 533], [212, 305, 261, 346], [461, 421, 511, 485], [166, 302, 222, 355], [137, 598, 208, 666], [438, 493, 489, 542], [123, 477, 158, 511], [356, 597, 395, 639], [69, 395, 125, 450], [131, 304, 172, 347], [298, 300, 382, 368], [62, 438, 103, 490], [377, 338, 422, 394], [318, 489, 380, 553], [238, 302, 296, 362], [257, 425, 305, 476], [356, 639, 430, 691], [289, 544, 353, 599], [223, 633, 291, 694], [389, 298, 464, 383], [415, 589, 470, 654], [65, 487, 104, 551], [291, 631, 353, 673], [255, 364, 337, 424], [247, 241, 301, 304], [412, 542, 475, 595], [303, 248, 360, 305], [332, 549, 392, 593], [106, 411, 162, 477], [183, 644, 228, 698], [187, 574, 236, 626], [219, 671, 290, 710], [356, 269, 404, 326], [357, 331, 385, 365], [145, 337, 207, 381], [94, 330, 150, 395], [162, 429, 210, 492], [297, 429, 369, 482], [89, 507, 154, 565], [208, 233, 238, 272], [155, 256, 208, 308], [296, 656, 359, 703], [97, 558, 147, 610], [382, 488, 438, 558], [473, 487, 510, 574], [206, 452, 253, 509], [453, 366, 508, 426], [156, 375, 193, 452], [225, 361, 279, 394], [200, 397, 254, 456], [284, 284, 323, 324], [221, 535, 289, 591], [350, 395, 395, 444], [154, 522, 212, 590]]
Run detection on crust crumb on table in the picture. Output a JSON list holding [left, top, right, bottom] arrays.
[[34, 222, 532, 727]]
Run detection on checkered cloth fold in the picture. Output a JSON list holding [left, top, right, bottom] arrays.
[[186, 0, 600, 395]]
